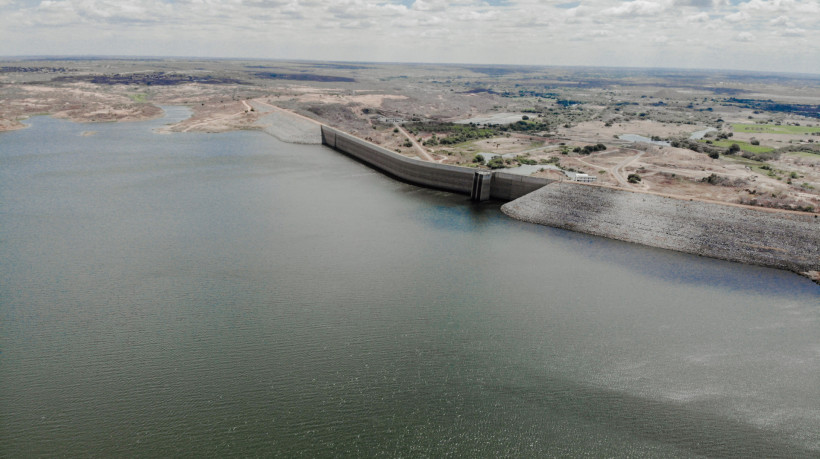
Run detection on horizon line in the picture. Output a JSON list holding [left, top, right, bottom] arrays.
[[2, 54, 820, 79]]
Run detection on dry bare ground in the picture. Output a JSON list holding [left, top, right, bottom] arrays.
[[1, 59, 818, 214]]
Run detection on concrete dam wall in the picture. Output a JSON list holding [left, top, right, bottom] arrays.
[[320, 126, 552, 201], [270, 117, 816, 282], [502, 183, 820, 279]]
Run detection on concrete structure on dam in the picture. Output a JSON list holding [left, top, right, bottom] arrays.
[[259, 109, 817, 283], [320, 126, 552, 201]]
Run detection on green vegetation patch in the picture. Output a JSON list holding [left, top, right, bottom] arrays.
[[701, 139, 774, 154], [129, 93, 148, 103], [732, 123, 820, 135], [405, 122, 496, 146], [721, 155, 766, 168], [498, 118, 550, 133], [785, 151, 820, 158], [406, 118, 551, 147]]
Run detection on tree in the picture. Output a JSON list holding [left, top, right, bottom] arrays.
[[727, 143, 740, 154], [627, 173, 642, 183]]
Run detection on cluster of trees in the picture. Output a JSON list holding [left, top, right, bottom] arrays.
[[473, 153, 541, 169], [701, 173, 746, 187], [404, 123, 497, 146], [670, 139, 724, 159], [572, 144, 607, 155], [406, 119, 552, 146], [497, 119, 551, 133], [487, 156, 506, 169], [516, 156, 538, 165]]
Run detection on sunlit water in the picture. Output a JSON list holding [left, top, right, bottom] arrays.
[[1, 109, 818, 457]]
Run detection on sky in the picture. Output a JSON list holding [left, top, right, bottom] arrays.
[[1, 0, 819, 74]]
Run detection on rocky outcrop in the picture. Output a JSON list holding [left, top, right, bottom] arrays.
[[502, 183, 820, 281]]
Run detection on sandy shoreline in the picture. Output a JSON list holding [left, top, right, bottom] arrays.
[[0, 119, 29, 132], [0, 99, 322, 142]]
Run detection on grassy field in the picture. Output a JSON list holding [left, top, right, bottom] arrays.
[[722, 155, 764, 167], [732, 123, 820, 135], [719, 155, 783, 176], [785, 151, 820, 158], [128, 93, 148, 103], [701, 139, 775, 153]]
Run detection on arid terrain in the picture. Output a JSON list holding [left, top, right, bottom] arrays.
[[2, 58, 819, 214]]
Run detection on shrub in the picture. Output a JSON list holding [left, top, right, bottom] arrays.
[[473, 154, 485, 164], [627, 173, 642, 183], [487, 156, 506, 169]]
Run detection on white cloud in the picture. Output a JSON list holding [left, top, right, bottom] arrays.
[[781, 28, 805, 37], [411, 0, 449, 12], [686, 12, 710, 22], [741, 0, 820, 14], [674, 0, 717, 8], [723, 11, 748, 22], [0, 0, 818, 73], [769, 15, 791, 26], [736, 31, 754, 42], [602, 0, 670, 17]]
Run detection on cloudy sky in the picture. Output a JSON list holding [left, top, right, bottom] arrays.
[[1, 0, 818, 74]]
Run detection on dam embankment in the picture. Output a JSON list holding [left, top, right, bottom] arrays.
[[259, 108, 818, 281], [502, 183, 820, 279], [320, 126, 552, 201], [252, 102, 323, 144]]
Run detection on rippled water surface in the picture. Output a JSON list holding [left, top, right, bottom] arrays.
[[1, 110, 818, 457]]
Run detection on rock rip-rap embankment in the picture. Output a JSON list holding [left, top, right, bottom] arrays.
[[502, 183, 820, 280], [253, 105, 322, 144]]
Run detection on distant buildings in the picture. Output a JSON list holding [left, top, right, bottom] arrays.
[[377, 116, 405, 124], [565, 171, 597, 183]]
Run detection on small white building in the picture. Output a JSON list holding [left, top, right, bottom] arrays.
[[565, 171, 597, 183]]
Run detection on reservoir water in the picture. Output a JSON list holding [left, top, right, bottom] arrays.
[[1, 110, 818, 457], [618, 134, 671, 146]]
